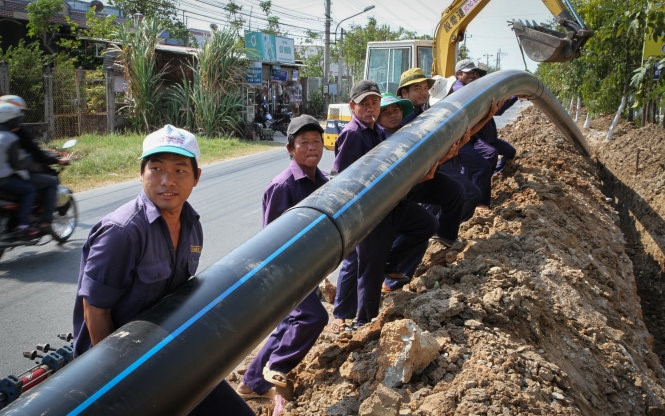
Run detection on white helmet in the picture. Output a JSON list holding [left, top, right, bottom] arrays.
[[0, 95, 28, 110], [0, 102, 24, 124]]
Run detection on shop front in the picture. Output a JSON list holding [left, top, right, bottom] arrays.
[[244, 32, 303, 129]]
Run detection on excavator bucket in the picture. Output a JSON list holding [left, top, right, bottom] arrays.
[[511, 20, 589, 63]]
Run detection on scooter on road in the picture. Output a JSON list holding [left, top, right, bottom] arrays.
[[0, 139, 78, 259]]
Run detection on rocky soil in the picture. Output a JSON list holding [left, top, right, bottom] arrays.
[[230, 105, 665, 416]]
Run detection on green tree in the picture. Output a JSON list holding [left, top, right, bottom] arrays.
[[109, 0, 177, 21], [258, 1, 280, 35], [25, 0, 65, 54], [223, 1, 245, 38], [67, 8, 119, 68], [83, 7, 119, 40], [629, 4, 665, 122], [298, 47, 324, 78], [109, 0, 189, 45], [26, 0, 108, 67], [296, 31, 323, 78], [536, 0, 663, 120], [165, 27, 247, 137], [458, 44, 470, 61], [111, 18, 167, 132], [0, 40, 46, 122]]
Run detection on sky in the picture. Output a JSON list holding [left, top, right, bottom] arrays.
[[176, 0, 558, 72]]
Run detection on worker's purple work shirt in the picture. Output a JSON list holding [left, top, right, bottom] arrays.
[[262, 159, 329, 226], [333, 115, 386, 174], [451, 79, 465, 93], [72, 191, 203, 356]]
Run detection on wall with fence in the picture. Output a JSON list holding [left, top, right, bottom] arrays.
[[0, 61, 118, 142]]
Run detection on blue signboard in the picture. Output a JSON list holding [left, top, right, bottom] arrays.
[[271, 69, 287, 82], [246, 61, 263, 85]]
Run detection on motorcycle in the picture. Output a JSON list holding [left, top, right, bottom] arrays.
[[0, 139, 78, 259], [271, 111, 292, 135], [253, 106, 275, 141]]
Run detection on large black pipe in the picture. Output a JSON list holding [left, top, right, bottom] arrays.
[[2, 70, 588, 415]]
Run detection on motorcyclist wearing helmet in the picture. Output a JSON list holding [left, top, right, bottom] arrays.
[[0, 102, 39, 238], [0, 95, 67, 232]]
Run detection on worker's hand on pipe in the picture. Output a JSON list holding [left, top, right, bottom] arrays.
[[437, 127, 470, 165], [489, 98, 501, 117], [420, 127, 471, 183], [418, 162, 439, 183], [470, 98, 499, 135]]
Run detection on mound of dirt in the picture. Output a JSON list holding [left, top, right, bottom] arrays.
[[231, 105, 665, 415]]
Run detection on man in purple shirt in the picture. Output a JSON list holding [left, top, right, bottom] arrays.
[[450, 59, 505, 208], [374, 90, 467, 293], [73, 125, 253, 415], [454, 61, 518, 176], [331, 80, 436, 331], [236, 115, 329, 400]]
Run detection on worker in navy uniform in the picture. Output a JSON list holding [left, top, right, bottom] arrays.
[[237, 115, 329, 399], [72, 125, 254, 415]]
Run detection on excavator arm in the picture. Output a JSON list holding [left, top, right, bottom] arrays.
[[432, 0, 593, 77]]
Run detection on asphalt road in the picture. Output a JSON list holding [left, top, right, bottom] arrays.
[[0, 132, 334, 379]]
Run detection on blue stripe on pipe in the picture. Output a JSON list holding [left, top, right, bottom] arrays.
[[69, 77, 503, 415], [68, 214, 327, 415]]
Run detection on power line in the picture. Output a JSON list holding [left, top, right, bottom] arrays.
[[179, 0, 326, 39]]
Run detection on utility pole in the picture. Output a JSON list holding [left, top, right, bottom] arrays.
[[496, 49, 507, 70], [331, 6, 375, 104], [482, 53, 493, 69], [323, 0, 331, 112], [337, 28, 344, 102]]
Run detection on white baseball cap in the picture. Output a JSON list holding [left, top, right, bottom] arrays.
[[429, 75, 456, 105], [141, 124, 200, 163]]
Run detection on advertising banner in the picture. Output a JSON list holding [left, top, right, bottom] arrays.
[[245, 31, 294, 64], [246, 61, 263, 85], [276, 36, 295, 64]]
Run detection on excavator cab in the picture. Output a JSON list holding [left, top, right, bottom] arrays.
[[511, 0, 593, 63]]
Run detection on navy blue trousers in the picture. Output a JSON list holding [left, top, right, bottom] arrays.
[[0, 174, 35, 226], [242, 290, 328, 394], [459, 141, 494, 206], [333, 200, 436, 324], [406, 172, 465, 241], [437, 157, 482, 222], [484, 137, 516, 173]]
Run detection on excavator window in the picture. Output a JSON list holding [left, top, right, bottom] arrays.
[[367, 47, 411, 95], [366, 44, 433, 95], [416, 46, 433, 79]]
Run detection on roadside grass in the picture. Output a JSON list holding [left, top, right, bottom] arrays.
[[52, 132, 281, 192]]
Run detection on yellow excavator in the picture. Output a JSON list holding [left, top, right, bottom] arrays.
[[363, 0, 593, 93], [433, 0, 594, 76], [325, 0, 593, 150]]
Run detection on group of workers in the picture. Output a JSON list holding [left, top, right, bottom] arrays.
[[329, 60, 518, 333], [0, 59, 518, 415]]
